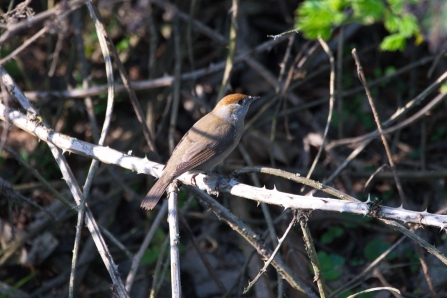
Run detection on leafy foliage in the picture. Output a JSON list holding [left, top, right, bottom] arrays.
[[295, 0, 423, 51], [317, 251, 345, 281]]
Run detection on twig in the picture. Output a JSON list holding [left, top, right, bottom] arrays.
[[179, 214, 227, 294], [72, 9, 99, 140], [186, 0, 197, 75], [149, 236, 170, 298], [0, 0, 86, 46], [329, 70, 447, 149], [0, 83, 8, 151], [243, 215, 296, 294], [237, 143, 282, 296], [322, 92, 447, 185], [299, 210, 327, 297], [0, 27, 48, 66], [0, 174, 57, 220], [336, 26, 344, 138], [99, 226, 133, 260], [69, 1, 115, 296], [48, 29, 65, 77], [371, 269, 404, 298], [217, 0, 239, 101], [125, 201, 168, 292], [167, 183, 181, 297], [86, 1, 158, 158], [168, 16, 182, 153], [269, 35, 295, 167], [346, 287, 401, 298], [330, 236, 405, 297], [20, 36, 287, 102], [267, 28, 300, 40], [0, 145, 73, 208], [0, 64, 128, 297], [185, 185, 317, 297], [364, 164, 388, 191], [352, 48, 407, 207], [304, 37, 335, 185], [414, 239, 438, 298], [232, 166, 447, 266]]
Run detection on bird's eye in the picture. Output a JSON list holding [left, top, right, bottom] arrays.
[[237, 99, 244, 105]]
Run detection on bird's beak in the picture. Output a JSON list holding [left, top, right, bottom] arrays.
[[247, 95, 260, 103]]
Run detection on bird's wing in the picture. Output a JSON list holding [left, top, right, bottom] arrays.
[[170, 118, 237, 177]]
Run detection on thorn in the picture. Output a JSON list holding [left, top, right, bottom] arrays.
[[398, 204, 405, 210], [366, 194, 371, 203], [273, 184, 277, 191]]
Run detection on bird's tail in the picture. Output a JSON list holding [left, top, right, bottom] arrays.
[[141, 174, 172, 210]]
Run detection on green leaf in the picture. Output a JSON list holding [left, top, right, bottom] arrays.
[[384, 13, 401, 33], [384, 66, 397, 76], [352, 0, 385, 24], [318, 251, 345, 281], [380, 33, 406, 51], [440, 82, 447, 93], [294, 0, 422, 52], [321, 226, 344, 244], [364, 239, 396, 261], [295, 0, 347, 40], [328, 0, 347, 11], [140, 228, 167, 265], [399, 14, 418, 37], [117, 38, 130, 51]]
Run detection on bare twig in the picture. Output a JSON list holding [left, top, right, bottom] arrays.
[[125, 201, 168, 292], [237, 142, 281, 296], [0, 65, 128, 297], [185, 185, 317, 297], [179, 214, 227, 294], [217, 0, 239, 101], [0, 0, 86, 46], [299, 210, 327, 297], [167, 183, 181, 297], [0, 27, 48, 66], [86, 1, 158, 157], [69, 1, 115, 296], [168, 16, 182, 153], [352, 48, 407, 207], [330, 236, 405, 297], [243, 215, 296, 294], [336, 26, 344, 138], [329, 70, 447, 149], [304, 37, 335, 183]]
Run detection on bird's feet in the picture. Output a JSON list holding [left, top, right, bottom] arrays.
[[191, 171, 221, 196]]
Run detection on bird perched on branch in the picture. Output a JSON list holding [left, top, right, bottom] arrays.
[[141, 93, 259, 210]]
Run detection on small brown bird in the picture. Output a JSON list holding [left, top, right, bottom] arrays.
[[141, 93, 259, 210]]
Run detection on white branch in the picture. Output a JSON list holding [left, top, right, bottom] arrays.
[[2, 103, 447, 231]]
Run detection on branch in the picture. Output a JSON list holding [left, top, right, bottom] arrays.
[[2, 103, 446, 232]]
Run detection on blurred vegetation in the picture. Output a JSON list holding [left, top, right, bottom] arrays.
[[0, 0, 447, 297]]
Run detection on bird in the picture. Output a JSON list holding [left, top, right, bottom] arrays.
[[141, 93, 259, 210]]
